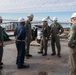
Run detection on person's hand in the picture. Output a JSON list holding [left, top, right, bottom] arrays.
[[26, 37, 27, 39], [30, 36, 33, 42], [31, 35, 33, 39], [0, 43, 2, 46], [45, 37, 47, 40], [15, 36, 17, 40], [47, 16, 50, 20], [57, 33, 60, 36], [44, 27, 46, 30]]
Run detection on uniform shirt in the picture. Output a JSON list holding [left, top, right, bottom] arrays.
[[14, 23, 26, 40], [42, 24, 50, 38], [68, 24, 76, 47], [0, 26, 3, 43], [25, 20, 32, 38], [50, 22, 64, 37]]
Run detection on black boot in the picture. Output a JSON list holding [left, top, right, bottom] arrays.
[[0, 62, 3, 65], [38, 51, 43, 54], [0, 66, 3, 69], [18, 64, 29, 69], [26, 54, 32, 57], [42, 53, 47, 56], [57, 54, 61, 58], [51, 53, 56, 56]]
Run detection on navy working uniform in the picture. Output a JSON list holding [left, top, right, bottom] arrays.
[[14, 20, 26, 69]]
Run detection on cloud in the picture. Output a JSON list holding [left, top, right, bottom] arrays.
[[0, 0, 76, 13]]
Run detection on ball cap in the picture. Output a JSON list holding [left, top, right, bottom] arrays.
[[71, 13, 76, 19], [27, 14, 34, 18], [18, 18, 25, 22], [42, 18, 47, 22]]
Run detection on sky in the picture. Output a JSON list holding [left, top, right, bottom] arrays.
[[0, 0, 76, 22]]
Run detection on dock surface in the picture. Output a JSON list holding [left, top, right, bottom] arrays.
[[0, 40, 70, 75]]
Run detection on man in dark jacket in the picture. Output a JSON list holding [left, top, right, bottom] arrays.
[[0, 16, 3, 69], [14, 18, 29, 69]]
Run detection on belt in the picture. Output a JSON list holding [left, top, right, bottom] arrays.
[[16, 39, 25, 42]]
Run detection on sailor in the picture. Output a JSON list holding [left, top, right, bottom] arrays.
[[14, 18, 29, 69], [50, 17, 64, 57]]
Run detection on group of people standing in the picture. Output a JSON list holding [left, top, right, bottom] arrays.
[[14, 14, 34, 69], [38, 17, 64, 58], [14, 14, 64, 69], [0, 13, 76, 75]]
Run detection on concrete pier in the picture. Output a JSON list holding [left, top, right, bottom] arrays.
[[0, 40, 70, 75]]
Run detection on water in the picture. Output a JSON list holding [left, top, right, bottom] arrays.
[[1, 22, 71, 31], [61, 24, 71, 28]]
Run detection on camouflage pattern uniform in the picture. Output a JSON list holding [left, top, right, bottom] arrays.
[[50, 22, 64, 56], [68, 24, 76, 75], [25, 20, 32, 55], [40, 24, 50, 55]]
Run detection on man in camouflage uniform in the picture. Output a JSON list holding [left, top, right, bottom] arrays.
[[50, 17, 64, 57], [38, 18, 50, 56], [25, 14, 34, 58], [0, 16, 3, 69], [68, 13, 76, 75]]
